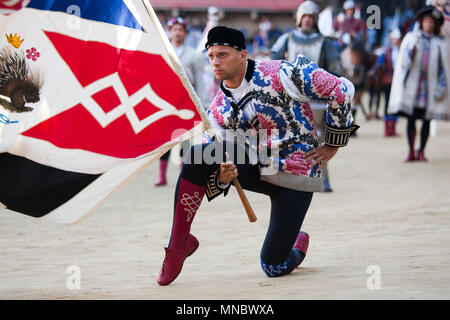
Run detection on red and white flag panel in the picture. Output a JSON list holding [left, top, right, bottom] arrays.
[[0, 0, 205, 223]]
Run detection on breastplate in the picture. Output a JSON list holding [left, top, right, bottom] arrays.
[[287, 35, 324, 64]]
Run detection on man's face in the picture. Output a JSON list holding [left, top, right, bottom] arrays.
[[207, 45, 247, 81], [170, 24, 187, 44], [345, 8, 355, 17], [300, 14, 315, 30], [421, 16, 436, 34], [391, 37, 401, 46]]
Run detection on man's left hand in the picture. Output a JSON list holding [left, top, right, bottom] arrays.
[[304, 145, 338, 171]]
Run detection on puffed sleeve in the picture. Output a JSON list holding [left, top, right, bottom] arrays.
[[279, 54, 359, 147]]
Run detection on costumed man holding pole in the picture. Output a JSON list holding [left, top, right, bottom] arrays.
[[157, 26, 358, 286], [271, 0, 344, 192]]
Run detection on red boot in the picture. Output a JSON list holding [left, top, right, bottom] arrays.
[[387, 120, 395, 136], [416, 150, 428, 162], [383, 120, 388, 137], [294, 231, 309, 268], [405, 150, 415, 162], [294, 231, 309, 255], [158, 178, 205, 285], [155, 159, 168, 186], [391, 119, 399, 136], [405, 130, 416, 162], [157, 234, 199, 286]]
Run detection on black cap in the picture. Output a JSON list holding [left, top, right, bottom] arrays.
[[415, 5, 444, 28], [205, 26, 246, 51]]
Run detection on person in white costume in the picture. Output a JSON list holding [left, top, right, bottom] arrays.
[[388, 6, 449, 162]]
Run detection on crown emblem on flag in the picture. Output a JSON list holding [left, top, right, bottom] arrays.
[[6, 33, 24, 48]]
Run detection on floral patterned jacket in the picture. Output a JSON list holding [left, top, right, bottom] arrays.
[[205, 55, 357, 193]]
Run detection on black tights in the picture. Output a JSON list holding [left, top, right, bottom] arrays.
[[407, 108, 430, 152], [180, 141, 313, 277]]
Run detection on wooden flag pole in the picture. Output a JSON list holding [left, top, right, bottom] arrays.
[[233, 177, 257, 222]]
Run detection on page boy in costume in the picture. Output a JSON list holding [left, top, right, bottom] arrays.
[[369, 29, 402, 137], [157, 26, 358, 286]]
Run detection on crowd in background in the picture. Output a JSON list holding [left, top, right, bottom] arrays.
[[157, 1, 430, 59]]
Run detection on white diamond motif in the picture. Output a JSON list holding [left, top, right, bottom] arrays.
[[79, 73, 195, 134]]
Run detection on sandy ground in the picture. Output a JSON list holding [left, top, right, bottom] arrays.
[[1, 110, 450, 300]]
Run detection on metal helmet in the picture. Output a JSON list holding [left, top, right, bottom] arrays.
[[296, 0, 320, 28], [343, 0, 356, 10]]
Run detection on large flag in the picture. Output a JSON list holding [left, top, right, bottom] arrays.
[[0, 0, 207, 223]]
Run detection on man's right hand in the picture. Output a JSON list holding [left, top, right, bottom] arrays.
[[219, 161, 238, 184]]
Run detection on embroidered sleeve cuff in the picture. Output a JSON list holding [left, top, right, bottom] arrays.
[[325, 124, 360, 147], [206, 169, 230, 201]]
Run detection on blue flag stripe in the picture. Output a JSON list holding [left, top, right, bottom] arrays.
[[27, 0, 143, 30]]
